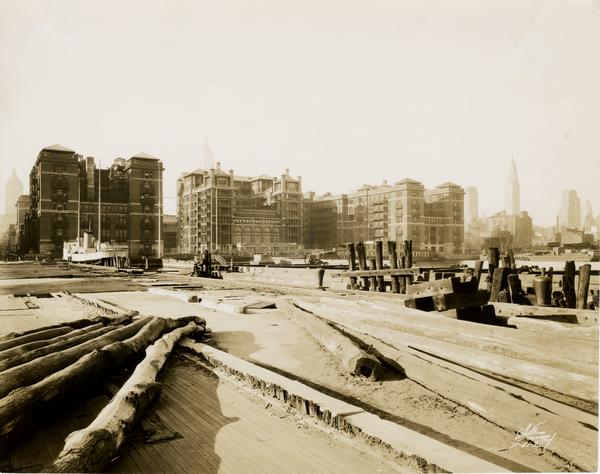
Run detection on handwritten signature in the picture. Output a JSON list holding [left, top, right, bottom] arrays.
[[509, 421, 557, 450]]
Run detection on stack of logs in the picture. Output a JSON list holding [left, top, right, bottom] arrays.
[[0, 313, 210, 472]]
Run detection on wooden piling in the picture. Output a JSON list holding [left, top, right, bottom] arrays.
[[507, 274, 523, 304], [473, 261, 483, 288], [489, 267, 509, 303], [374, 241, 385, 292], [576, 264, 592, 309], [369, 258, 377, 292], [487, 247, 500, 291], [346, 243, 358, 290], [564, 260, 576, 308], [387, 241, 400, 293], [399, 256, 407, 294], [356, 241, 369, 290]]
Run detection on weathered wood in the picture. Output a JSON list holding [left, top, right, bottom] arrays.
[[374, 241, 385, 292], [346, 243, 358, 289], [368, 258, 377, 292], [0, 327, 74, 353], [335, 325, 596, 472], [279, 300, 381, 379], [0, 323, 104, 362], [488, 267, 508, 303], [332, 268, 418, 278], [576, 264, 592, 310], [564, 260, 577, 308], [0, 325, 118, 372], [472, 260, 483, 287], [399, 256, 407, 294], [0, 318, 153, 399], [507, 274, 523, 304], [355, 241, 369, 290], [403, 240, 413, 269], [297, 300, 598, 402], [494, 303, 598, 326], [431, 290, 489, 312], [487, 247, 499, 291], [387, 241, 400, 293], [51, 323, 200, 473], [0, 315, 132, 343], [0, 316, 207, 456], [507, 249, 516, 269]]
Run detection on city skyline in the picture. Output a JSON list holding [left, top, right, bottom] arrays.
[[1, 1, 599, 227]]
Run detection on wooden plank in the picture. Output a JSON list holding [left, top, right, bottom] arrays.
[[432, 290, 490, 312], [564, 260, 577, 308], [492, 302, 598, 325], [473, 260, 483, 287], [331, 268, 418, 278]]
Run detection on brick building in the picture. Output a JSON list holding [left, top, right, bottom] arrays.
[[25, 144, 163, 261], [305, 179, 465, 256], [177, 163, 303, 254]]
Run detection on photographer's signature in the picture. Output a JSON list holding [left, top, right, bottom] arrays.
[[508, 422, 557, 450]]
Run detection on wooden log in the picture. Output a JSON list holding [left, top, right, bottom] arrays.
[[0, 317, 207, 456], [387, 241, 400, 293], [564, 260, 577, 308], [431, 289, 489, 312], [501, 253, 510, 268], [0, 325, 118, 372], [0, 323, 104, 362], [279, 300, 381, 379], [332, 268, 417, 278], [335, 325, 596, 472], [346, 243, 358, 289], [0, 315, 131, 344], [0, 327, 75, 353], [297, 300, 598, 402], [576, 264, 592, 310], [368, 258, 377, 292], [0, 318, 153, 399], [507, 249, 516, 269], [355, 241, 369, 290], [374, 241, 385, 292], [507, 274, 523, 304], [488, 267, 508, 303], [51, 323, 199, 473]]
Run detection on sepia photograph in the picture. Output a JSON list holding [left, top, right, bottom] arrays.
[[0, 0, 598, 472]]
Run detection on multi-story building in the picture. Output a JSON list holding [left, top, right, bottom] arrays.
[[25, 144, 163, 261], [559, 189, 581, 231], [177, 164, 303, 254], [305, 179, 465, 256], [488, 210, 533, 248]]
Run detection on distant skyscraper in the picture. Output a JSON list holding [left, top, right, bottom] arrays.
[[464, 186, 479, 225], [583, 200, 594, 232], [4, 169, 24, 217], [202, 137, 215, 170], [504, 159, 520, 215], [559, 189, 581, 230]]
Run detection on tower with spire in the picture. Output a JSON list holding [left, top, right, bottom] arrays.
[[505, 158, 520, 215], [202, 136, 215, 170], [4, 168, 24, 217]]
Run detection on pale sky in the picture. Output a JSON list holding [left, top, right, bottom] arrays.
[[1, 0, 599, 226]]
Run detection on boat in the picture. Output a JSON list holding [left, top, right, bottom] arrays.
[[63, 231, 128, 264]]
